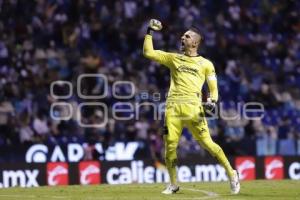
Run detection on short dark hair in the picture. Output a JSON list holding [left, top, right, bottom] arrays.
[[189, 25, 204, 43]]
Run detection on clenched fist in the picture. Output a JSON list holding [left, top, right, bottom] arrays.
[[148, 19, 163, 31]]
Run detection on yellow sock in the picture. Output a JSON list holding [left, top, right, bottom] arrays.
[[165, 156, 178, 185], [214, 148, 235, 179]]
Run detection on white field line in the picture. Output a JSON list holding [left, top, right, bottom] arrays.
[[171, 187, 219, 200], [183, 187, 219, 197], [0, 194, 67, 199], [0, 187, 220, 200]]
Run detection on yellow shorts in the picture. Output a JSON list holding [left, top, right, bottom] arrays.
[[163, 101, 210, 144]]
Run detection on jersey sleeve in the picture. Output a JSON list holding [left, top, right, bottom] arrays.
[[143, 34, 173, 67], [205, 61, 218, 102]]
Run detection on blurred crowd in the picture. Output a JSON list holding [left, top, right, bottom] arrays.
[[0, 0, 299, 160]]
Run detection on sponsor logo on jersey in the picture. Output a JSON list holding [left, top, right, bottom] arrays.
[[177, 65, 198, 76]]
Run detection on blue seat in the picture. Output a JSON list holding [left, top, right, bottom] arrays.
[[278, 139, 296, 155], [256, 138, 276, 156], [297, 140, 300, 155], [256, 139, 266, 156]]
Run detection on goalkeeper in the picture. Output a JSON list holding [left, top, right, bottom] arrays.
[[143, 19, 240, 195]]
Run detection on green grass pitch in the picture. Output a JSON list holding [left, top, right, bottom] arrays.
[[0, 180, 299, 200]]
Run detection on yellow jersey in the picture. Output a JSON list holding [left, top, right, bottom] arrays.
[[143, 34, 218, 103]]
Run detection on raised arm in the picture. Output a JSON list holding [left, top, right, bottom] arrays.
[[143, 34, 157, 59]]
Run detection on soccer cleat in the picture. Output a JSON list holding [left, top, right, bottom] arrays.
[[230, 170, 240, 194], [161, 184, 180, 194]]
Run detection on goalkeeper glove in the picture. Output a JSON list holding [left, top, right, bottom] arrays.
[[147, 19, 162, 34], [204, 97, 217, 112]]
